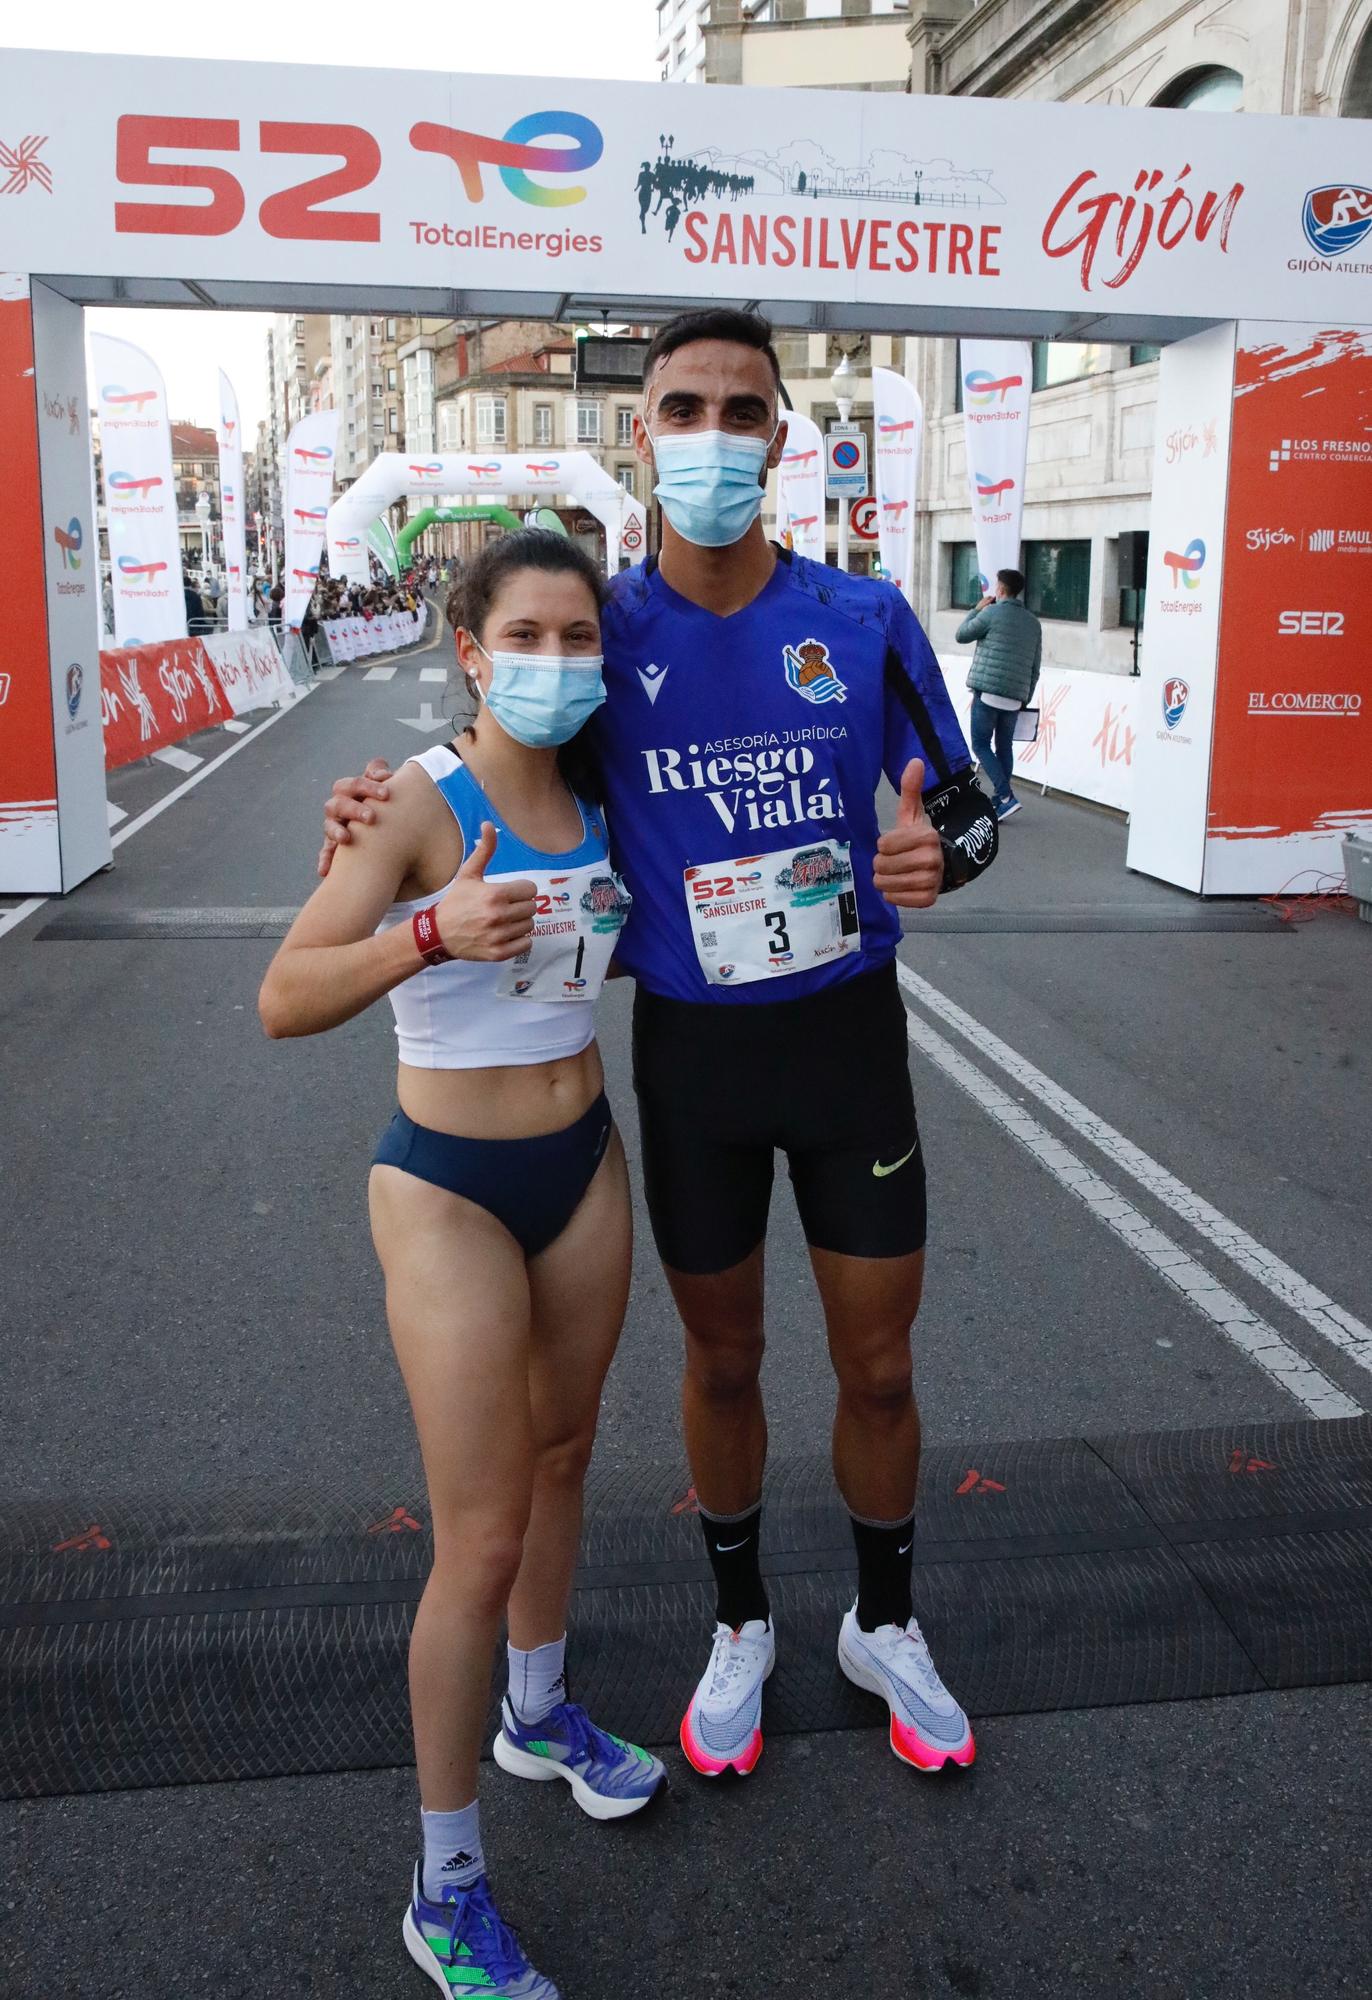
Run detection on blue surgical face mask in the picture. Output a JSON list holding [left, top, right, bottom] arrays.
[[473, 642, 606, 749], [649, 425, 778, 548]]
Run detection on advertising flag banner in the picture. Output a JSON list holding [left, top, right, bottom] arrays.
[[90, 332, 186, 647], [871, 366, 922, 600], [1203, 322, 1372, 893], [283, 410, 338, 627], [217, 370, 248, 631], [98, 637, 233, 769], [775, 410, 825, 564], [959, 340, 1032, 591]]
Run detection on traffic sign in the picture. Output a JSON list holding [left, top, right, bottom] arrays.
[[825, 423, 868, 497], [849, 496, 879, 541]]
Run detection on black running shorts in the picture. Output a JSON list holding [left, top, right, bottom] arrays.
[[631, 960, 926, 1275]]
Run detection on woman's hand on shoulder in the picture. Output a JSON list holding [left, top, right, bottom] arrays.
[[433, 823, 537, 962]]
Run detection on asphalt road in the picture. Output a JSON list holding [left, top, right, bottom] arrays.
[[2, 635, 1369, 1998]]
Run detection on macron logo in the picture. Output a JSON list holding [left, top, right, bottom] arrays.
[[638, 661, 669, 705]]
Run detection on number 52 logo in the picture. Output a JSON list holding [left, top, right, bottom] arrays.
[[113, 109, 602, 241]]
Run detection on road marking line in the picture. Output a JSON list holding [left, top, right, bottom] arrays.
[[899, 1001, 1361, 1421], [314, 666, 345, 682], [0, 896, 47, 942], [420, 667, 446, 682], [897, 962, 1372, 1379], [110, 693, 312, 851], [152, 745, 203, 773], [221, 718, 251, 735], [363, 665, 397, 682], [106, 801, 127, 828]]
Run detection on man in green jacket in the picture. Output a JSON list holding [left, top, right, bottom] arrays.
[[955, 568, 1042, 821]]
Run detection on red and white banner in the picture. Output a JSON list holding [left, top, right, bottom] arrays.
[[322, 611, 425, 661], [201, 630, 295, 712], [283, 410, 337, 629], [936, 654, 1137, 814], [217, 369, 248, 633], [775, 410, 825, 563], [1204, 323, 1372, 893], [959, 340, 1032, 592], [871, 366, 921, 600], [89, 332, 186, 647], [99, 638, 233, 769]]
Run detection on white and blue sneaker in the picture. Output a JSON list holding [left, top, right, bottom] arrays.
[[493, 1698, 666, 1819], [403, 1863, 559, 1997], [680, 1618, 775, 1777], [837, 1604, 975, 1772]]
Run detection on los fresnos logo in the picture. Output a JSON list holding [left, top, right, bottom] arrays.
[[112, 109, 603, 242]]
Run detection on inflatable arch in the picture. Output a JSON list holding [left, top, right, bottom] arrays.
[[326, 453, 645, 585]]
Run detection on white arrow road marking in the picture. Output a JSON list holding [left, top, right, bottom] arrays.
[[397, 701, 447, 734], [106, 801, 127, 828]]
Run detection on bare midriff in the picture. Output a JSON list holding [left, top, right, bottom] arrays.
[[395, 1041, 605, 1141]]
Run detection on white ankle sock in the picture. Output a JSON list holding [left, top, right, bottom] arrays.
[[506, 1635, 568, 1724], [421, 1800, 483, 1902]]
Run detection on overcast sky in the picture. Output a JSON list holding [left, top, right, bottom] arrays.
[[8, 3, 656, 435]]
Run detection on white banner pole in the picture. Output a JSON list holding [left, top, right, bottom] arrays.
[[959, 340, 1032, 591], [217, 370, 248, 632], [89, 334, 187, 646], [871, 365, 922, 600]]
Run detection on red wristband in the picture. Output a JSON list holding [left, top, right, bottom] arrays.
[[412, 904, 451, 968]]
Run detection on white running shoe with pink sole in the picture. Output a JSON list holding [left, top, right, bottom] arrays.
[[837, 1605, 976, 1772], [680, 1619, 775, 1777]]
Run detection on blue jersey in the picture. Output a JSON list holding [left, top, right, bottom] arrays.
[[594, 550, 975, 1005]]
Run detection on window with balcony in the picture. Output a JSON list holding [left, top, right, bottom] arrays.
[[575, 401, 602, 445], [534, 404, 553, 446], [616, 407, 634, 446]]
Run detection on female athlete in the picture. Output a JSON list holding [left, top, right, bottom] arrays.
[[259, 531, 662, 2000]]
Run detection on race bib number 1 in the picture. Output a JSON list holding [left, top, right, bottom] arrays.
[[685, 840, 860, 988]]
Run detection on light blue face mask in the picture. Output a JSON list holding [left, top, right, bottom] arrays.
[[649, 425, 778, 548], [473, 642, 606, 749]]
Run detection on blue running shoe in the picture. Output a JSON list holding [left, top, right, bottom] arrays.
[[403, 1863, 559, 1997], [493, 1697, 666, 1820]]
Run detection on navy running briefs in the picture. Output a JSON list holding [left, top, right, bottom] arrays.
[[372, 1094, 612, 1257]]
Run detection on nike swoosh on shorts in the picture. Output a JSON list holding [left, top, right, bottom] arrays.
[[872, 1144, 916, 1179]]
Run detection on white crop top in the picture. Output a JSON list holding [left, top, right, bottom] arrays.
[[376, 744, 631, 1071]]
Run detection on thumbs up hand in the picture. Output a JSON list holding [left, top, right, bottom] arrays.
[[433, 821, 538, 961], [874, 759, 945, 909]]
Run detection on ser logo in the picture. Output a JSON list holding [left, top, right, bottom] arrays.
[[112, 109, 603, 243], [1277, 610, 1344, 635]]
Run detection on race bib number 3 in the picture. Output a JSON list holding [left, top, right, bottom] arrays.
[[685, 841, 860, 988]]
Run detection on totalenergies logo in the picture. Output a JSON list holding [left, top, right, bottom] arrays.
[[526, 460, 560, 475], [101, 383, 157, 413], [293, 444, 333, 465], [118, 555, 167, 577], [223, 485, 236, 504], [335, 536, 361, 551], [964, 371, 1022, 408], [108, 472, 162, 497], [53, 516, 82, 568], [975, 472, 1015, 501], [292, 564, 321, 582], [782, 447, 818, 466], [294, 506, 328, 524], [877, 415, 916, 436], [410, 461, 443, 477], [468, 461, 502, 477], [409, 110, 602, 208], [1163, 537, 1206, 589], [882, 498, 910, 518]]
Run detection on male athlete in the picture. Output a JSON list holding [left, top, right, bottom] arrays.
[[322, 310, 997, 1779]]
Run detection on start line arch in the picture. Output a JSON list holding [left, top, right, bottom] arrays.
[[327, 453, 637, 583], [2, 46, 1368, 900]]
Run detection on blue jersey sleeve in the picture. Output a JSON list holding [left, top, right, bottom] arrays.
[[879, 587, 974, 796]]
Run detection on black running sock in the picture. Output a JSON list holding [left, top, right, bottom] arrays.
[[850, 1510, 915, 1631], [698, 1502, 769, 1630]]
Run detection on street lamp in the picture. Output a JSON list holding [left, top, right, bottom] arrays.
[[828, 351, 858, 573], [194, 491, 211, 574]]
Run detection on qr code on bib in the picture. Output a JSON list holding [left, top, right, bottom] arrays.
[[699, 931, 717, 949]]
